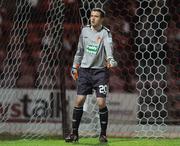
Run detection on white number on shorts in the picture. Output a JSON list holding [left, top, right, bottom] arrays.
[[99, 85, 108, 95]]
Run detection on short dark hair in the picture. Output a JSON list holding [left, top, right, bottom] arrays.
[[91, 8, 105, 18]]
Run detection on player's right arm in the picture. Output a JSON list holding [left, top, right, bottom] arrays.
[[73, 31, 84, 67], [71, 30, 84, 80]]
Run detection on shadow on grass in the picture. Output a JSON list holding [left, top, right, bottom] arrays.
[[99, 137, 140, 143], [71, 138, 139, 146], [0, 133, 63, 141], [72, 142, 109, 146]]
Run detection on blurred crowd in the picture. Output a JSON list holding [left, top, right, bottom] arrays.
[[0, 0, 179, 96]]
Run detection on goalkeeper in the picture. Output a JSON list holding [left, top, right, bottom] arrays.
[[65, 8, 117, 143]]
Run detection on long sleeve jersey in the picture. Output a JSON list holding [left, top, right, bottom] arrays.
[[73, 25, 115, 69]]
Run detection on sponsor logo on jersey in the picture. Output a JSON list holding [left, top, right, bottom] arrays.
[[86, 44, 99, 54]]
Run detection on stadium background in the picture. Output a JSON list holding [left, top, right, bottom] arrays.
[[0, 0, 179, 139]]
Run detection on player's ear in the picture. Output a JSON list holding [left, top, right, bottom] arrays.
[[101, 18, 104, 24], [100, 16, 104, 21]]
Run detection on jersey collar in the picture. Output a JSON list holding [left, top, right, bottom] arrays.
[[90, 25, 103, 32]]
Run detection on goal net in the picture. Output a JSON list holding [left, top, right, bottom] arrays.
[[63, 0, 180, 138], [0, 0, 65, 138], [0, 0, 179, 139]]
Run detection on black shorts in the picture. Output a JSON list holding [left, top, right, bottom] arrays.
[[77, 67, 109, 98]]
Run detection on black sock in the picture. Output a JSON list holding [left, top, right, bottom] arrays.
[[99, 106, 108, 136], [72, 106, 83, 135]]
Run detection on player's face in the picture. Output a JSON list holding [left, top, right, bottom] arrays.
[[90, 11, 103, 28]]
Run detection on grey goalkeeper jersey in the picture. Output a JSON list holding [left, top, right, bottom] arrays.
[[73, 25, 114, 69]]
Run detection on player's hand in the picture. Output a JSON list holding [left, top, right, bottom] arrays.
[[107, 58, 117, 68], [71, 64, 80, 81]]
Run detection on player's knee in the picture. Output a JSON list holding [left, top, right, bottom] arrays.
[[98, 104, 106, 109], [75, 102, 84, 107], [75, 95, 86, 107], [97, 97, 106, 109]]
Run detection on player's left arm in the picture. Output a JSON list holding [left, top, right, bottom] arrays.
[[104, 30, 117, 68]]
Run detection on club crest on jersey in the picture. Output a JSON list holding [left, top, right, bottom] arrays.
[[96, 36, 102, 43]]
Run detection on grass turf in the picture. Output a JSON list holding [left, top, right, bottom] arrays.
[[0, 138, 180, 146]]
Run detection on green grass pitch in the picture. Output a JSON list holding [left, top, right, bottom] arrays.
[[0, 138, 180, 146]]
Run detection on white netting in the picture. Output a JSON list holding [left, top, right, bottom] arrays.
[[135, 0, 168, 138], [0, 0, 32, 129], [0, 0, 65, 139], [0, 0, 179, 139], [22, 0, 65, 138], [67, 0, 179, 138]]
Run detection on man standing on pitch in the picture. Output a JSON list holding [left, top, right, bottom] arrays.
[[65, 8, 117, 143]]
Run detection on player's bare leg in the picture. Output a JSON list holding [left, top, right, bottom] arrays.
[[65, 95, 86, 142], [97, 97, 108, 143]]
